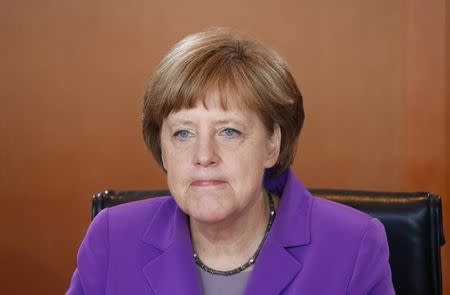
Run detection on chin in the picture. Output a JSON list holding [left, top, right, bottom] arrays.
[[186, 199, 236, 225], [178, 185, 239, 224], [189, 210, 233, 225]]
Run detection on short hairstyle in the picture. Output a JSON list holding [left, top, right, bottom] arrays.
[[142, 28, 304, 175]]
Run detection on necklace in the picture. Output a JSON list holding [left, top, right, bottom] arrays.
[[193, 192, 276, 276]]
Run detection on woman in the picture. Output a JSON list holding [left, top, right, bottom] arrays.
[[67, 28, 394, 294]]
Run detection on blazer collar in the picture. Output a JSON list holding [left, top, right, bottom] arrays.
[[141, 200, 202, 294], [264, 169, 313, 247], [140, 169, 313, 294], [242, 169, 313, 294]]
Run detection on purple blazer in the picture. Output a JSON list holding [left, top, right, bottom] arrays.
[[67, 170, 395, 294]]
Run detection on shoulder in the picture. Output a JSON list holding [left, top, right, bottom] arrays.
[[310, 195, 383, 240], [102, 196, 177, 234], [107, 195, 174, 220], [69, 197, 177, 294], [87, 196, 177, 244], [305, 194, 392, 291], [306, 194, 389, 268], [271, 169, 386, 243]]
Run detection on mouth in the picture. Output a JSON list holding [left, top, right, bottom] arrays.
[[191, 180, 226, 187]]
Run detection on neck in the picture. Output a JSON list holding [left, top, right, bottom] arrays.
[[189, 191, 271, 272]]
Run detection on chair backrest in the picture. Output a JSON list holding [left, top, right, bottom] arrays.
[[92, 189, 446, 295]]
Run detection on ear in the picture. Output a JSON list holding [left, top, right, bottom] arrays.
[[159, 122, 168, 171], [264, 124, 281, 168], [160, 147, 168, 171], [161, 154, 167, 171]]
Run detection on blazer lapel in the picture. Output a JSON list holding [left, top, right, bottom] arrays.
[[141, 200, 202, 295], [243, 238, 303, 295], [244, 170, 313, 294]]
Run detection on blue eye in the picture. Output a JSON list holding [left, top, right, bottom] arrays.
[[220, 128, 241, 137], [174, 130, 192, 139]]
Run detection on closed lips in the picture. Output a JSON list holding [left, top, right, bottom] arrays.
[[191, 180, 225, 186]]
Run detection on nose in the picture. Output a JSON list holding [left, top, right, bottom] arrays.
[[193, 134, 220, 167]]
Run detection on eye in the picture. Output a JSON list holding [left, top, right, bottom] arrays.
[[219, 128, 241, 138], [173, 129, 193, 139]]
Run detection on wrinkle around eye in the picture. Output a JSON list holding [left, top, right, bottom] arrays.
[[218, 128, 243, 139], [173, 129, 194, 140]]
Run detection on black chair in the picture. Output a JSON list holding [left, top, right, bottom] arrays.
[[92, 189, 446, 295]]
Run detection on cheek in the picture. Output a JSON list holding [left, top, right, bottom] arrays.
[[161, 145, 188, 191], [165, 157, 188, 187], [240, 141, 269, 166], [225, 148, 267, 185], [165, 164, 189, 208], [161, 137, 190, 169]]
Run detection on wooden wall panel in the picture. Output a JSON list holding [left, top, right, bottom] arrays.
[[404, 0, 446, 195], [403, 1, 448, 292], [0, 0, 448, 293], [446, 0, 450, 291]]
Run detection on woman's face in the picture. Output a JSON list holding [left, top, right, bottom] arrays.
[[160, 92, 280, 224]]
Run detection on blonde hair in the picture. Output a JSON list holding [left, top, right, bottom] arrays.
[[143, 28, 304, 175]]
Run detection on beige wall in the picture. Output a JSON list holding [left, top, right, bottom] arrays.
[[1, 0, 448, 293]]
